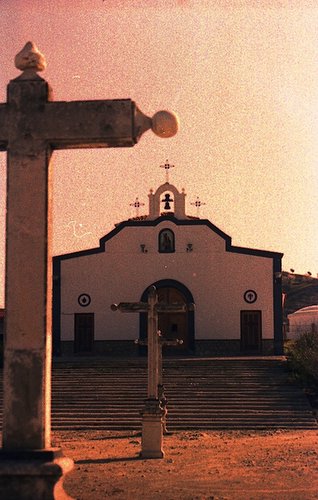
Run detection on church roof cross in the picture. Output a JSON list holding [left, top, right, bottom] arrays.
[[160, 160, 175, 183]]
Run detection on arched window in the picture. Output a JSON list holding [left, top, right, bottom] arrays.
[[158, 229, 175, 253]]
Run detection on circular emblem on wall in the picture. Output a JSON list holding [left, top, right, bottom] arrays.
[[244, 290, 257, 304], [78, 293, 91, 307]]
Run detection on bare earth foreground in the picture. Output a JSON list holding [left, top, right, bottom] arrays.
[[52, 430, 318, 500]]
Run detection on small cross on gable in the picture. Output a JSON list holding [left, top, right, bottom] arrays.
[[191, 196, 206, 217], [130, 197, 145, 217]]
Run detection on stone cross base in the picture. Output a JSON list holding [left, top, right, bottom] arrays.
[[140, 399, 165, 459], [0, 449, 74, 500]]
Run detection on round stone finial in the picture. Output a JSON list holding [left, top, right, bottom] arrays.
[[151, 110, 179, 138], [15, 42, 46, 73]]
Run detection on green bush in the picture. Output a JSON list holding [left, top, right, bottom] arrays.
[[286, 331, 318, 386]]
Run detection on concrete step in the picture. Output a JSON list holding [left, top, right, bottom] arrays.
[[0, 357, 316, 431]]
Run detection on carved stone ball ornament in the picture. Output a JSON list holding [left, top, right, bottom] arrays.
[[15, 41, 46, 73], [151, 110, 179, 138]]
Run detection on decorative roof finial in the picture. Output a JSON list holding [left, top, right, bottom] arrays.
[[152, 110, 179, 138], [15, 42, 46, 75]]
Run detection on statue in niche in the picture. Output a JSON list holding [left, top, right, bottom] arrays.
[[159, 229, 175, 253]]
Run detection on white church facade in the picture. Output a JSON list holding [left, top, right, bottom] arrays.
[[53, 175, 283, 357]]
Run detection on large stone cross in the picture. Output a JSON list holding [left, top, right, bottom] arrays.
[[0, 42, 178, 498], [111, 285, 187, 458]]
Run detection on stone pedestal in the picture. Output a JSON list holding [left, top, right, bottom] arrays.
[[140, 399, 165, 459], [0, 449, 74, 500]]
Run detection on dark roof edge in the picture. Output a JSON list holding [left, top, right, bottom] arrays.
[[53, 215, 283, 262], [228, 244, 284, 259]]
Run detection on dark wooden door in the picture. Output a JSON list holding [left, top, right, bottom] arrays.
[[157, 287, 188, 351], [74, 313, 94, 354], [240, 310, 262, 352]]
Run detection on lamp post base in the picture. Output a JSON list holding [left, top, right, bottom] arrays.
[[0, 448, 74, 500]]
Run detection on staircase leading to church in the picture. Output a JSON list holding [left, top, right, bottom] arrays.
[[0, 358, 316, 431]]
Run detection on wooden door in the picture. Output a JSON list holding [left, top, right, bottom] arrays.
[[157, 287, 188, 351], [74, 313, 94, 354], [240, 310, 262, 353]]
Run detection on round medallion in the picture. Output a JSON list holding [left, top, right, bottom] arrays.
[[78, 293, 91, 307], [244, 290, 257, 304]]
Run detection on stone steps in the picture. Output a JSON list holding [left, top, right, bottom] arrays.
[[0, 357, 316, 431]]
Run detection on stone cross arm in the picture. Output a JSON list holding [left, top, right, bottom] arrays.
[[0, 98, 174, 151], [136, 338, 183, 347], [156, 303, 187, 313], [111, 302, 149, 313], [111, 302, 194, 313]]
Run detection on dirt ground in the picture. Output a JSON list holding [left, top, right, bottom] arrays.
[[52, 429, 318, 500]]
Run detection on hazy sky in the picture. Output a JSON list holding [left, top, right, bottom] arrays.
[[1, 0, 318, 306]]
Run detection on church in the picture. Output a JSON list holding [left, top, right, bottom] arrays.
[[52, 164, 283, 357]]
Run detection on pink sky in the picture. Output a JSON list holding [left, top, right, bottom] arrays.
[[0, 0, 318, 306]]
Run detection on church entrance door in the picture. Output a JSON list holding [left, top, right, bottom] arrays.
[[240, 310, 262, 353], [139, 280, 195, 354], [157, 287, 188, 352], [74, 313, 94, 354]]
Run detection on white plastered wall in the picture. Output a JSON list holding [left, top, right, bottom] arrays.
[[60, 221, 275, 342]]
